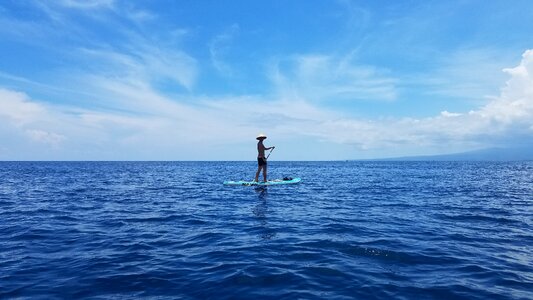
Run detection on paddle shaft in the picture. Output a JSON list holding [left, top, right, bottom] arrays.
[[266, 147, 274, 160]]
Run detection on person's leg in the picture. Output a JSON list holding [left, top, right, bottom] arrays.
[[255, 165, 261, 182], [263, 165, 267, 182]]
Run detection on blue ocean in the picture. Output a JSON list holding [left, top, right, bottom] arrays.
[[0, 161, 531, 299]]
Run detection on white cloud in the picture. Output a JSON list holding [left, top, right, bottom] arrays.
[[0, 89, 47, 125], [0, 88, 67, 148], [3, 0, 533, 162], [79, 44, 198, 91], [298, 49, 533, 151], [480, 49, 533, 124], [25, 129, 65, 146], [270, 53, 398, 102], [440, 111, 462, 117], [411, 48, 512, 101], [57, 0, 115, 10], [209, 24, 240, 76], [3, 49, 532, 159]]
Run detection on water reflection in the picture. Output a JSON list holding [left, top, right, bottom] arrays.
[[254, 186, 268, 199], [252, 187, 276, 240]]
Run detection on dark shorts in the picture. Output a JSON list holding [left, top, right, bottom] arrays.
[[257, 157, 267, 166]]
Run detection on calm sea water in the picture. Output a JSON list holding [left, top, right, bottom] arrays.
[[0, 161, 531, 299]]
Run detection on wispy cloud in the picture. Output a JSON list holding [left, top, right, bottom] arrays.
[[270, 53, 398, 102], [55, 0, 115, 10], [304, 49, 533, 151], [1, 49, 531, 159], [410, 48, 512, 101], [209, 24, 240, 76], [79, 43, 198, 91], [25, 129, 65, 146], [1, 1, 532, 159]]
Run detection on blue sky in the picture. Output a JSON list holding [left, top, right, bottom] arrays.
[[1, 0, 532, 160]]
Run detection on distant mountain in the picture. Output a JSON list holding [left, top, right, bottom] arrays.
[[374, 147, 533, 161]]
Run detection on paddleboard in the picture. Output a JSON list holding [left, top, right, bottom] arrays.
[[223, 177, 301, 186]]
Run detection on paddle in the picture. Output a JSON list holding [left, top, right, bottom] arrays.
[[266, 146, 275, 160]]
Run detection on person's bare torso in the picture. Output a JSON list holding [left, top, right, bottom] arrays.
[[257, 141, 266, 158]]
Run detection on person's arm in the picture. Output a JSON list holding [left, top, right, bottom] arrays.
[[266, 146, 275, 150]]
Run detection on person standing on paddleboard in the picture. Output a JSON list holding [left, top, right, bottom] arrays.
[[255, 133, 275, 182]]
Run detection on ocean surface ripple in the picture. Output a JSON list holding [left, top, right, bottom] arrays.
[[0, 161, 532, 299]]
